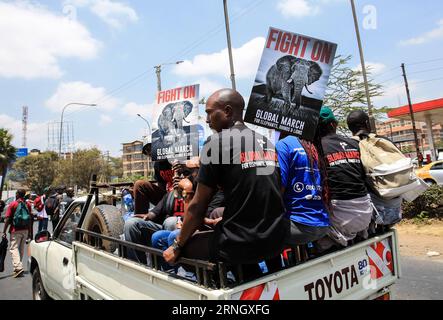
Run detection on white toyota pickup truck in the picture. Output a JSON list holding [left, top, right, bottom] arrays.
[[29, 182, 401, 300]]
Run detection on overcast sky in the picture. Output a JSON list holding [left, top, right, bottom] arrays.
[[1, 0, 443, 156]]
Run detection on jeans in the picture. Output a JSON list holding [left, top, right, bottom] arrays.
[[123, 217, 179, 264], [37, 219, 48, 234], [123, 218, 163, 264], [151, 229, 181, 251]]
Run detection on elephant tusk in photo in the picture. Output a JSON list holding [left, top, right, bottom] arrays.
[[305, 84, 314, 95]]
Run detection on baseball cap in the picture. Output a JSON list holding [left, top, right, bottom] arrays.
[[319, 106, 337, 126]]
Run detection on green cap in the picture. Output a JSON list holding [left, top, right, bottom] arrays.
[[319, 106, 337, 126]]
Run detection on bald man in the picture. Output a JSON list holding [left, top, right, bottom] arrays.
[[164, 89, 289, 267]]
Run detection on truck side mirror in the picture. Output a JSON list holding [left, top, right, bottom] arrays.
[[35, 231, 51, 243]]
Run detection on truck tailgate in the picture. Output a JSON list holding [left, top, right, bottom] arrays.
[[226, 230, 400, 300], [73, 242, 226, 300], [73, 230, 400, 300]]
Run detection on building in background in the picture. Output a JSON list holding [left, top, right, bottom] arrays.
[[377, 119, 443, 154], [122, 141, 153, 178]]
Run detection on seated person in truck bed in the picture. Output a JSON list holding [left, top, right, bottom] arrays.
[[164, 89, 290, 268], [315, 107, 373, 251], [346, 110, 402, 229], [151, 178, 223, 255], [125, 173, 225, 264], [276, 133, 330, 246]]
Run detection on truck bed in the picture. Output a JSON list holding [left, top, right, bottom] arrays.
[[73, 230, 400, 300]]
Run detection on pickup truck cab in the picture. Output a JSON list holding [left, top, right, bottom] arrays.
[[30, 182, 401, 300]]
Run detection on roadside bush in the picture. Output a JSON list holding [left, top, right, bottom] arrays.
[[402, 185, 443, 219]]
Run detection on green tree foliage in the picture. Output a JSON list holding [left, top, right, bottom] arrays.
[[13, 152, 58, 194], [402, 185, 443, 219], [54, 149, 103, 189], [324, 55, 385, 127], [0, 128, 17, 194]]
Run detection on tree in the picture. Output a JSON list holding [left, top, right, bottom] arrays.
[[13, 152, 58, 194], [54, 149, 103, 189], [324, 55, 385, 128], [0, 129, 17, 195]]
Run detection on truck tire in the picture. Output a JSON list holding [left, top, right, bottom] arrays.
[[83, 205, 124, 253], [32, 267, 52, 300]]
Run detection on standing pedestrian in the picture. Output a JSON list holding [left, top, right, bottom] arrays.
[[45, 188, 60, 232], [1, 189, 33, 278], [34, 189, 49, 233]]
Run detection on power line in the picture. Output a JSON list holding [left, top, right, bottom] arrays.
[[64, 0, 267, 121], [406, 57, 443, 66]]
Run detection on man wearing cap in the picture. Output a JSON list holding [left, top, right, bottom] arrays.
[[316, 106, 373, 251]]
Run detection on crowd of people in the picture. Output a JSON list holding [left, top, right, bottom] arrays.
[[0, 88, 407, 281], [1, 186, 75, 278], [123, 88, 405, 280]]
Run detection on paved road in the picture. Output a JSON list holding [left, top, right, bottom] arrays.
[[392, 256, 443, 300], [0, 221, 442, 300]]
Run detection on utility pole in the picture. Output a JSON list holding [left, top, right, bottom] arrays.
[[154, 61, 184, 92], [22, 106, 28, 148], [223, 0, 236, 90], [155, 65, 162, 92], [350, 0, 375, 132], [401, 63, 422, 166]]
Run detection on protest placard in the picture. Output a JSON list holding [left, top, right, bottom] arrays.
[[244, 27, 337, 141]]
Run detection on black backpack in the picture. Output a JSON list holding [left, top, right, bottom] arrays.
[[45, 196, 59, 216]]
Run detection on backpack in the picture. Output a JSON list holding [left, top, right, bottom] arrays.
[[13, 201, 31, 229], [355, 133, 423, 200], [44, 196, 59, 216]]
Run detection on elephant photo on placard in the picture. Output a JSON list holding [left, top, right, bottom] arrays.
[[266, 55, 323, 110], [157, 101, 193, 146]]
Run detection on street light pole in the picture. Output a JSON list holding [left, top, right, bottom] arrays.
[[59, 103, 97, 157], [154, 61, 184, 92], [137, 114, 152, 137], [223, 0, 236, 90], [137, 114, 152, 178], [350, 0, 375, 132]]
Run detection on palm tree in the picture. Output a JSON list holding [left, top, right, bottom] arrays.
[[0, 129, 17, 196]]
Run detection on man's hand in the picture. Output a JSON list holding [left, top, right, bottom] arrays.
[[163, 246, 180, 265], [1, 233, 6, 239], [204, 217, 222, 227]]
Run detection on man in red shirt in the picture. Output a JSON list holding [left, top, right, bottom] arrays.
[[2, 189, 33, 278]]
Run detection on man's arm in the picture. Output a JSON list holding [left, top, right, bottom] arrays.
[[163, 183, 216, 264], [2, 218, 10, 237], [27, 203, 33, 239], [2, 203, 14, 237]]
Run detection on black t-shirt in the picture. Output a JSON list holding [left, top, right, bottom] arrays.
[[321, 133, 368, 200], [198, 123, 289, 264], [151, 190, 226, 224]]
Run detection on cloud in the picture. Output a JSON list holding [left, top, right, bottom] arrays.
[[66, 0, 138, 28], [0, 114, 43, 150], [400, 19, 443, 46], [196, 79, 226, 98], [121, 102, 152, 117], [354, 62, 387, 76], [277, 0, 319, 18], [45, 81, 119, 113], [0, 1, 101, 79], [173, 37, 265, 80], [276, 0, 344, 18], [99, 114, 112, 126]]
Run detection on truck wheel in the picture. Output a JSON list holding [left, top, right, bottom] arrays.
[[83, 205, 124, 253], [32, 267, 52, 300]]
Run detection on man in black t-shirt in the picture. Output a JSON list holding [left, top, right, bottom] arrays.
[[316, 106, 373, 251], [164, 89, 289, 265]]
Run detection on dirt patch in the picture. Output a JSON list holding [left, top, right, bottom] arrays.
[[396, 220, 443, 261]]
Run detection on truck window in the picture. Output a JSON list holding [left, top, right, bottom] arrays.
[[58, 204, 84, 245]]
